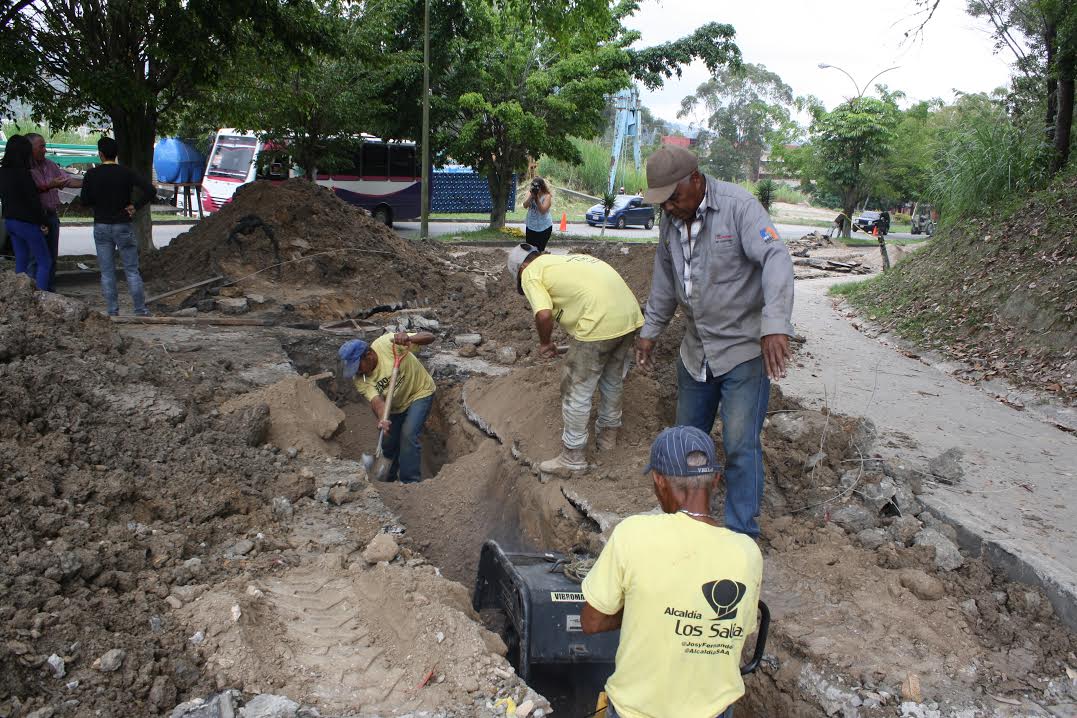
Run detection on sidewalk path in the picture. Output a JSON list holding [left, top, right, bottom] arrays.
[[783, 277, 1077, 628]]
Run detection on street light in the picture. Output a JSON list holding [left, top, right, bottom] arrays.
[[817, 62, 900, 99]]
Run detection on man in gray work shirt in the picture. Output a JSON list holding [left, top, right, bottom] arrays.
[[635, 145, 794, 538]]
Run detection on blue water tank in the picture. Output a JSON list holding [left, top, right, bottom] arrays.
[[153, 138, 206, 184]]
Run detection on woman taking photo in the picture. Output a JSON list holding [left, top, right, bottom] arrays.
[[0, 134, 52, 289], [522, 176, 553, 251]]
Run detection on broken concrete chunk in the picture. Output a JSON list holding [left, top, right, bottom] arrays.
[[856, 528, 889, 550], [454, 333, 483, 346], [767, 410, 828, 442], [239, 694, 299, 718], [272, 497, 294, 519], [893, 484, 922, 517], [47, 653, 65, 678], [927, 447, 965, 484], [216, 297, 249, 315], [860, 477, 897, 510], [899, 569, 946, 601], [496, 346, 518, 365], [458, 344, 479, 358], [172, 307, 198, 318], [362, 533, 400, 564], [913, 528, 964, 571], [888, 516, 923, 546], [231, 539, 255, 557], [830, 504, 877, 533], [245, 293, 268, 305], [94, 648, 126, 672]]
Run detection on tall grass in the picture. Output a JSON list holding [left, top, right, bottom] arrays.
[[538, 137, 647, 196], [737, 179, 809, 205], [929, 104, 1051, 219]]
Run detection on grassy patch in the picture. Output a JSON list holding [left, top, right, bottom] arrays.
[[827, 173, 1077, 402]]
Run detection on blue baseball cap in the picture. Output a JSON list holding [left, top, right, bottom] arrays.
[[339, 338, 370, 378], [643, 426, 721, 476]]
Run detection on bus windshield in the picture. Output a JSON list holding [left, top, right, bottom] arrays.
[[207, 136, 257, 180]]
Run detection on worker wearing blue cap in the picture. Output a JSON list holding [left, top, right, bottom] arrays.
[[339, 331, 436, 483], [581, 426, 762, 718]]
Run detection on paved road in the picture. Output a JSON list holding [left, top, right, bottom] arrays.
[[783, 276, 1077, 628], [57, 224, 193, 256], [53, 220, 914, 255]]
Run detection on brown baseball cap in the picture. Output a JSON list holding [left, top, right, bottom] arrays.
[[644, 145, 699, 204]]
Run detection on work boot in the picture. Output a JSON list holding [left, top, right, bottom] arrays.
[[595, 426, 619, 451], [538, 444, 587, 475]]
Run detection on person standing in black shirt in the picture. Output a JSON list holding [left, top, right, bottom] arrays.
[[0, 134, 53, 289], [80, 136, 155, 316]]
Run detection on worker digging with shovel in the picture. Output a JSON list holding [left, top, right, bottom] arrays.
[[339, 331, 436, 483]]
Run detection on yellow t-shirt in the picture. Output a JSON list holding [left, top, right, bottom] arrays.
[[352, 333, 435, 412], [582, 513, 762, 718], [520, 254, 644, 342]]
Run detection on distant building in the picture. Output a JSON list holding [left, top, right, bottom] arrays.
[[661, 135, 695, 148]]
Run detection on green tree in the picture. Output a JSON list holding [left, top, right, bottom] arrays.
[[0, 0, 326, 253], [677, 63, 797, 181], [809, 93, 901, 238], [441, 0, 740, 228]]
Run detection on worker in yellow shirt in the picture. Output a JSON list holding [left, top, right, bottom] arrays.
[[506, 243, 644, 474], [339, 331, 436, 483], [582, 426, 763, 718]]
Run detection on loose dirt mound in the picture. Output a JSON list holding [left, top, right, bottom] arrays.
[[0, 272, 310, 716], [221, 376, 345, 458], [839, 175, 1077, 403], [144, 179, 447, 310]]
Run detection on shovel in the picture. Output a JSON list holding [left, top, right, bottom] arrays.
[[362, 343, 406, 482]]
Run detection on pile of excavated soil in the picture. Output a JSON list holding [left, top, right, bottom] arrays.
[[221, 375, 345, 458], [143, 179, 447, 311], [0, 272, 317, 716], [839, 175, 1077, 403]]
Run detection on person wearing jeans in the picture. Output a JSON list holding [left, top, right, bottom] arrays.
[[79, 136, 155, 316], [506, 245, 644, 474], [28, 132, 82, 291], [635, 146, 795, 538], [0, 134, 53, 289], [381, 394, 434, 484], [93, 222, 148, 316], [340, 331, 437, 484]]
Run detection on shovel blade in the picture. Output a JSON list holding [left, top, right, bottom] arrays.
[[370, 455, 393, 482]]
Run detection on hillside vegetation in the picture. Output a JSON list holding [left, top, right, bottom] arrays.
[[834, 174, 1077, 404]]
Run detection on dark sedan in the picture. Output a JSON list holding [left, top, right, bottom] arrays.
[[585, 195, 655, 229]]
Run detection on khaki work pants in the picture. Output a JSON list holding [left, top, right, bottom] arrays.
[[560, 332, 634, 449]]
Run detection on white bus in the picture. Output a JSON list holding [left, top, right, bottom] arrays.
[[200, 129, 421, 226]]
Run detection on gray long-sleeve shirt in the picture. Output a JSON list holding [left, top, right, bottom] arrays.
[[641, 175, 795, 381]]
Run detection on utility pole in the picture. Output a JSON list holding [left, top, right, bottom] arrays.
[[419, 0, 431, 239]]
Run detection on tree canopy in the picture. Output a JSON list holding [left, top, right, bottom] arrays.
[[678, 62, 798, 181]]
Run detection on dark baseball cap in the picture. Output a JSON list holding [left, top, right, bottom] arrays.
[[643, 426, 721, 476], [643, 146, 699, 204], [338, 338, 370, 378]]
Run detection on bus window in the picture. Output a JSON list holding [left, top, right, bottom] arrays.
[[390, 145, 417, 179], [207, 136, 257, 180], [362, 142, 388, 178]]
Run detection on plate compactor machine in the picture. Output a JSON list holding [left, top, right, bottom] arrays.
[[472, 540, 770, 714]]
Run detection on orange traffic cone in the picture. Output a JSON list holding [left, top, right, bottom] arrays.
[[559, 212, 567, 232], [872, 225, 879, 237]]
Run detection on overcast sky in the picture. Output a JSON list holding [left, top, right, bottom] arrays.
[[625, 0, 1016, 127]]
